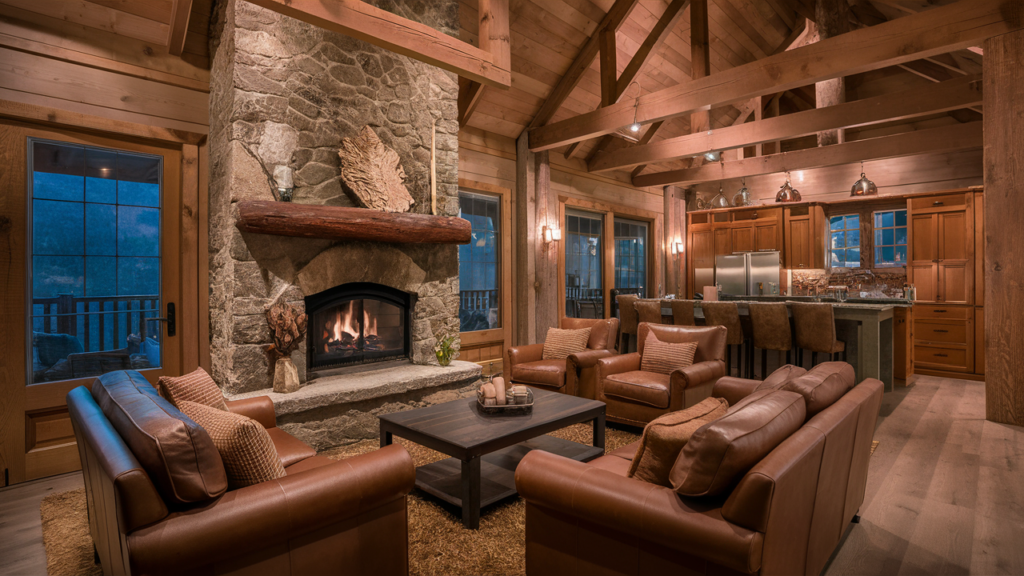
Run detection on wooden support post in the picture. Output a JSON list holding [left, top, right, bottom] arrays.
[[663, 186, 685, 297], [690, 0, 711, 135], [815, 0, 851, 146], [983, 28, 1024, 426], [515, 133, 537, 344], [754, 96, 763, 156], [535, 151, 558, 342]]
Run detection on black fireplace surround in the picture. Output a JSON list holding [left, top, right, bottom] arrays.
[[305, 282, 415, 372]]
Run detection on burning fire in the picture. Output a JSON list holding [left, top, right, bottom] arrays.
[[324, 301, 359, 353]]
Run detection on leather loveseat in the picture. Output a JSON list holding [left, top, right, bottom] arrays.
[[595, 322, 728, 426], [505, 317, 619, 399], [516, 364, 883, 576], [68, 370, 414, 576]]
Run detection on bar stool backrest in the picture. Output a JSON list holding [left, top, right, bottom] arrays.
[[669, 300, 696, 326], [748, 302, 793, 351], [700, 301, 743, 345], [634, 299, 664, 325], [789, 302, 839, 354]]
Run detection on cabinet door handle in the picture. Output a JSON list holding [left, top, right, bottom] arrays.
[[934, 310, 947, 313], [934, 353, 949, 358], [933, 201, 944, 206], [934, 329, 949, 333]]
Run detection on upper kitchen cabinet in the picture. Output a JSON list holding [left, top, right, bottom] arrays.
[[908, 191, 975, 305], [784, 205, 826, 269]]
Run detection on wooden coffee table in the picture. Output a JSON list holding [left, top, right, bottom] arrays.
[[378, 388, 605, 529]]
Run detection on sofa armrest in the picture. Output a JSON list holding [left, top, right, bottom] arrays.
[[596, 352, 640, 377], [225, 396, 277, 429], [127, 444, 415, 574], [507, 343, 544, 369], [712, 377, 762, 405], [567, 349, 617, 371], [515, 450, 763, 575], [671, 360, 727, 390]]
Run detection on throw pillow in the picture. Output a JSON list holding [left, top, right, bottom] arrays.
[[542, 327, 592, 360], [159, 367, 228, 411], [670, 389, 806, 497], [177, 400, 286, 489], [640, 331, 698, 375], [628, 397, 729, 486]]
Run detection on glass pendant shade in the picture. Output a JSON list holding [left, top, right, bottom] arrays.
[[709, 187, 731, 209], [732, 185, 752, 207], [850, 172, 878, 197], [775, 180, 801, 203]]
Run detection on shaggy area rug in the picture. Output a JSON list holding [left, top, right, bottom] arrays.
[[40, 422, 639, 576]]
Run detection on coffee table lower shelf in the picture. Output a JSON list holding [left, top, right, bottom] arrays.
[[414, 435, 603, 514]]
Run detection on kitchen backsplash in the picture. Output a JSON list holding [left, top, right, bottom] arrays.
[[791, 269, 907, 298]]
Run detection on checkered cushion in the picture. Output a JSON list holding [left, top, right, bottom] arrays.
[[178, 400, 286, 488], [159, 367, 227, 411]]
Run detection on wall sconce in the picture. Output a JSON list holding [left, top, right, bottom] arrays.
[[543, 226, 562, 243], [274, 165, 294, 202], [671, 241, 684, 255]]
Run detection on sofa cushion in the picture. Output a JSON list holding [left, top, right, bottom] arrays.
[[628, 397, 729, 487], [781, 361, 855, 417], [604, 371, 671, 408], [670, 389, 806, 497], [542, 327, 591, 360], [158, 367, 228, 411], [90, 370, 227, 505], [640, 332, 698, 375], [178, 400, 286, 489], [754, 364, 808, 392], [511, 359, 566, 388], [267, 427, 317, 467]]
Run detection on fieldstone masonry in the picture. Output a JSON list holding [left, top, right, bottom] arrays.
[[207, 0, 473, 447]]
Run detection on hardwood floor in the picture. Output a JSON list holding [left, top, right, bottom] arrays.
[[0, 375, 1022, 575]]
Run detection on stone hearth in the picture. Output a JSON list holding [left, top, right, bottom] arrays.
[[207, 0, 473, 448]]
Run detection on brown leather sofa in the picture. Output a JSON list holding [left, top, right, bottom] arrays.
[[515, 366, 883, 576], [68, 370, 414, 576], [506, 317, 619, 399], [595, 322, 727, 426]]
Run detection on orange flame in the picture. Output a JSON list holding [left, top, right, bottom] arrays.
[[327, 301, 360, 342], [363, 307, 377, 337]]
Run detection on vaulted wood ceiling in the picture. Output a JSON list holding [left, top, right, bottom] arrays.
[[458, 0, 983, 183]]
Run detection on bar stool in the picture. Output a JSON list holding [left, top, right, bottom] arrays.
[[700, 301, 748, 377], [789, 302, 846, 367], [616, 294, 639, 353], [634, 299, 664, 325], [669, 300, 696, 326], [748, 302, 793, 380]]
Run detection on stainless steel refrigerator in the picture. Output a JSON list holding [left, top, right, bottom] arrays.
[[714, 251, 781, 296]]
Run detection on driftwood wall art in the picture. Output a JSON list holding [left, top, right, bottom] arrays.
[[265, 301, 307, 358], [338, 126, 416, 213]]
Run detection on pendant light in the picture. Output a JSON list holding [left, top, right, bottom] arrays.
[[850, 162, 878, 197], [709, 185, 731, 209], [775, 171, 801, 203], [732, 178, 752, 207]]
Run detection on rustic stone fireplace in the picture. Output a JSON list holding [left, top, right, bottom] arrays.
[[206, 0, 479, 449]]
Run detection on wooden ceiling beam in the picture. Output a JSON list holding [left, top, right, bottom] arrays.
[[167, 0, 192, 56], [524, 0, 639, 130], [591, 74, 981, 172], [457, 0, 510, 126], [458, 79, 486, 127], [244, 0, 511, 88], [527, 0, 1016, 152], [631, 120, 982, 187]]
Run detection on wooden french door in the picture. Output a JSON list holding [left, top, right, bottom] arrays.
[[0, 120, 183, 485]]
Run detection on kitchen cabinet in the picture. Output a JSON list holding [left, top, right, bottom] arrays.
[[784, 205, 826, 269], [912, 304, 974, 374], [894, 306, 913, 382]]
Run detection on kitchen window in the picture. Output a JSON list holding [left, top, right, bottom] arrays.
[[873, 209, 908, 267], [829, 214, 861, 268]]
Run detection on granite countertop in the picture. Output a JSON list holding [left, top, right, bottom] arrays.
[[716, 294, 913, 307]]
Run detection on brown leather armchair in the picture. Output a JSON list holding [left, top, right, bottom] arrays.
[[69, 370, 414, 576], [515, 372, 885, 576], [596, 322, 727, 426], [506, 317, 619, 399]]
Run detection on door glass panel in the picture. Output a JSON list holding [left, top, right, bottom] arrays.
[[458, 191, 501, 332], [566, 210, 603, 318], [614, 218, 647, 298], [29, 139, 163, 384]]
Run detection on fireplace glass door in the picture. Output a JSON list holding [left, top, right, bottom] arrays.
[[306, 283, 412, 371]]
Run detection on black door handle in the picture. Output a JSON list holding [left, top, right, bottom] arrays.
[[146, 302, 176, 337]]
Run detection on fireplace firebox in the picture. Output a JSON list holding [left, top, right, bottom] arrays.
[[305, 282, 415, 372]]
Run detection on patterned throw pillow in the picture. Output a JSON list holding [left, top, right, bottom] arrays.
[[159, 367, 228, 411], [177, 400, 286, 489], [542, 327, 592, 360], [628, 397, 729, 486], [640, 332, 698, 374]]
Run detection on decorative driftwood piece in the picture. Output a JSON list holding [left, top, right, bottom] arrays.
[[338, 126, 415, 213], [265, 301, 307, 357], [235, 201, 472, 244]]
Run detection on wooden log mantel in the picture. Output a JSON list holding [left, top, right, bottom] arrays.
[[235, 201, 472, 245]]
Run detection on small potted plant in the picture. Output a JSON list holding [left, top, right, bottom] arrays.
[[434, 332, 459, 367]]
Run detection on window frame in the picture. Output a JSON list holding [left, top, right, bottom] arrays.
[[828, 213, 862, 270], [823, 199, 910, 271], [872, 208, 908, 268]]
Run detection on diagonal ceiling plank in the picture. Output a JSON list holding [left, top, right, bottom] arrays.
[[527, 0, 1017, 152], [167, 0, 192, 56], [590, 74, 981, 172], [525, 0, 640, 131], [632, 121, 982, 187]]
